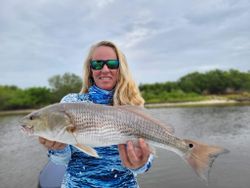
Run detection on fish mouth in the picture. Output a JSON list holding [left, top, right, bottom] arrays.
[[20, 124, 34, 135]]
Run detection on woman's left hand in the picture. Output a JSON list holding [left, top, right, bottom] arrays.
[[118, 138, 150, 169]]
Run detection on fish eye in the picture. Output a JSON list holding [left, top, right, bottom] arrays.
[[30, 116, 33, 120]]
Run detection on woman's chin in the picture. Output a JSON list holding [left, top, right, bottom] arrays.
[[96, 82, 116, 90]]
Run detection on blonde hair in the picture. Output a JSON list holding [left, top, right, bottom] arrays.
[[80, 41, 144, 106]]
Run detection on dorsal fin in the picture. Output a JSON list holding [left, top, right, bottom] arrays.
[[115, 105, 174, 134]]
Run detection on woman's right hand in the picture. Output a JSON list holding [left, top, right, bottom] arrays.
[[39, 137, 66, 150]]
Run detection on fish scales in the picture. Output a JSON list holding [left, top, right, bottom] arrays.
[[63, 104, 129, 145], [63, 103, 185, 150]]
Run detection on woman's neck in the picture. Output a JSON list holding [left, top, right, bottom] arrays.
[[88, 85, 114, 105]]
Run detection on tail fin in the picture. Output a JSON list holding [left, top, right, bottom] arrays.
[[183, 139, 229, 183]]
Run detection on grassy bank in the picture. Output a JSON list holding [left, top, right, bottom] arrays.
[[1, 93, 250, 116], [144, 93, 250, 108], [145, 99, 250, 108]]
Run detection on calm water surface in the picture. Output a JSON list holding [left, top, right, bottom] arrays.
[[0, 106, 249, 188]]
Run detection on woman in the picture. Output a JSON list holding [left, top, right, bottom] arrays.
[[39, 41, 154, 188]]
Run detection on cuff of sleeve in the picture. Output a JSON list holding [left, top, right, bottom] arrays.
[[47, 145, 70, 157], [129, 154, 154, 175]]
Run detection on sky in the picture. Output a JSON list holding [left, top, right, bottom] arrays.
[[0, 0, 250, 88]]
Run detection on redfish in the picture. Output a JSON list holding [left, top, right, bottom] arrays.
[[20, 103, 229, 182]]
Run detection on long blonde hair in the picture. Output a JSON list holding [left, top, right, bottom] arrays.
[[80, 41, 144, 106]]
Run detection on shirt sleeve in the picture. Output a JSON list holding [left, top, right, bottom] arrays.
[[60, 93, 79, 103], [48, 145, 72, 165], [128, 154, 154, 175]]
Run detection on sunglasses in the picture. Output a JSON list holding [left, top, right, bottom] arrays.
[[90, 59, 119, 70]]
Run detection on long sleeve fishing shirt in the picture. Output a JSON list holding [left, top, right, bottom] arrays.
[[48, 85, 154, 188]]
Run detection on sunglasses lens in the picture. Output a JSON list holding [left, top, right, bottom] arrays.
[[107, 60, 119, 69], [90, 61, 104, 70], [90, 60, 119, 70]]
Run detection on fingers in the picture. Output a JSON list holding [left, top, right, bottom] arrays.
[[127, 141, 140, 164], [38, 137, 66, 150], [53, 142, 67, 150], [44, 139, 56, 149], [118, 139, 150, 169], [118, 144, 133, 168], [39, 137, 46, 145], [138, 138, 150, 163]]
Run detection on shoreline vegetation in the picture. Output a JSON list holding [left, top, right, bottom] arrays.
[[1, 97, 249, 116], [145, 99, 250, 108], [1, 69, 250, 114], [145, 93, 250, 108]]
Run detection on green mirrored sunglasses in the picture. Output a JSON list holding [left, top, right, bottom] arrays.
[[90, 59, 119, 70]]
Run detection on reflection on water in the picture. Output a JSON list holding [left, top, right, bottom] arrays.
[[0, 106, 250, 188]]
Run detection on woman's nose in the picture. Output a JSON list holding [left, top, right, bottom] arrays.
[[101, 64, 110, 72]]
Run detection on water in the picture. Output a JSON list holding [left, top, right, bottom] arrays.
[[0, 106, 250, 188], [138, 106, 250, 188], [0, 115, 47, 188]]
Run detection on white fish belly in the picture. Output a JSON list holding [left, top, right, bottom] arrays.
[[75, 130, 137, 147]]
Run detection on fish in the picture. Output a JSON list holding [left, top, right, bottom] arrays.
[[19, 102, 229, 182]]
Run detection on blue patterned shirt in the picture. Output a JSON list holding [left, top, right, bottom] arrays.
[[48, 85, 154, 188]]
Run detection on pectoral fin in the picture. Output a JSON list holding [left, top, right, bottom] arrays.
[[74, 143, 100, 158], [67, 128, 100, 158]]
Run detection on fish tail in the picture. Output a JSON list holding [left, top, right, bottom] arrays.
[[183, 139, 229, 183]]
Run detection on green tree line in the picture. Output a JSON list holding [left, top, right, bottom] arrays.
[[0, 69, 250, 110], [139, 69, 250, 103], [0, 73, 82, 110]]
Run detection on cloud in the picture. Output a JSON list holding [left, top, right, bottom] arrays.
[[0, 0, 249, 88]]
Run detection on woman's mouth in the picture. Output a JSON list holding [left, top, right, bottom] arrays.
[[99, 76, 112, 80]]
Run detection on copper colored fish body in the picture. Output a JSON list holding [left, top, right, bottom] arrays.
[[20, 103, 229, 182]]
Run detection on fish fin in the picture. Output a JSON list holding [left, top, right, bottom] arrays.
[[67, 130, 99, 158], [183, 139, 229, 183], [74, 143, 100, 158], [116, 105, 174, 134]]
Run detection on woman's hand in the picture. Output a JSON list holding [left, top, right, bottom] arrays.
[[118, 138, 150, 169], [39, 137, 66, 150]]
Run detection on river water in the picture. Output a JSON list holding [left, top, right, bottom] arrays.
[[0, 105, 249, 188]]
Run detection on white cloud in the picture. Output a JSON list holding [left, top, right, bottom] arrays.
[[0, 0, 249, 88], [95, 0, 116, 8]]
